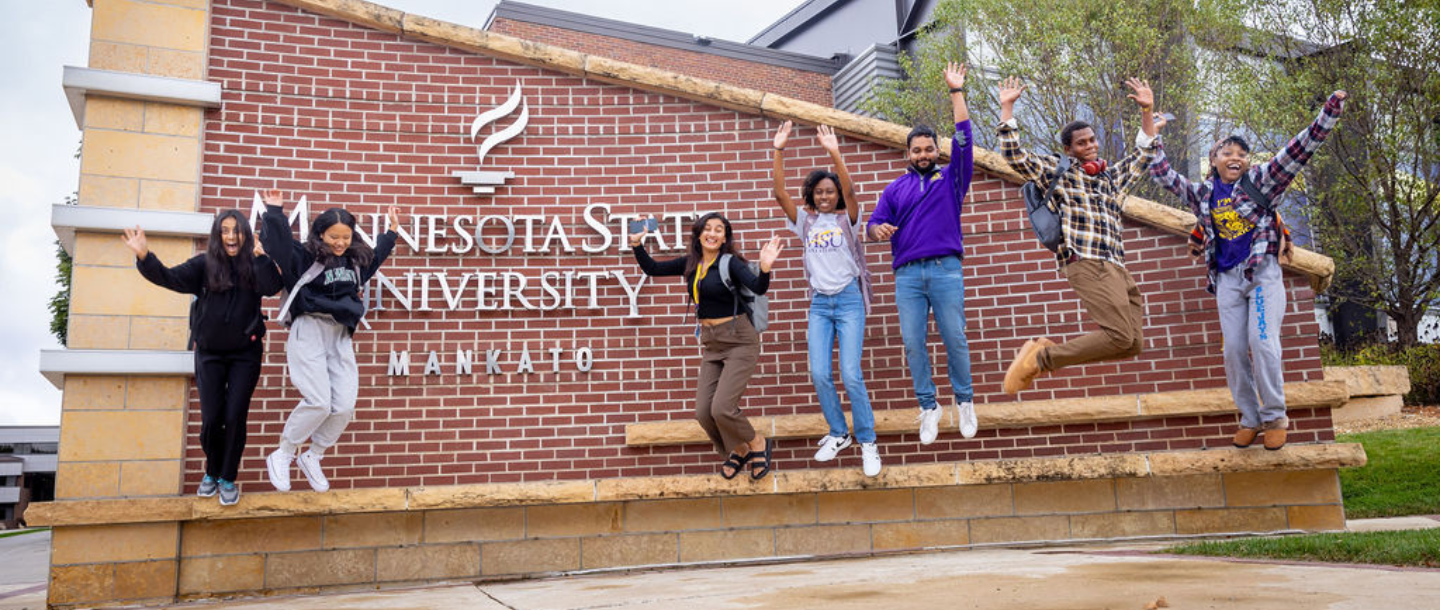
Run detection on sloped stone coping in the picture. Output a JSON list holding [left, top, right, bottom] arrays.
[[1324, 366, 1411, 398], [268, 0, 1334, 292], [26, 443, 1364, 528], [627, 380, 1348, 447]]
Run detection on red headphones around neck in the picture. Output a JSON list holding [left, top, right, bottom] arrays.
[[1081, 159, 1108, 176]]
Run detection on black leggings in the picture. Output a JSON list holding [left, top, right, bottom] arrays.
[[195, 342, 265, 481]]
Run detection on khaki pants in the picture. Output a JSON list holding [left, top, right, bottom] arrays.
[[1038, 259, 1144, 371], [695, 316, 761, 455]]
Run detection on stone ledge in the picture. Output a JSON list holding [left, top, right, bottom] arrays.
[[27, 443, 1364, 528], [1324, 365, 1411, 398], [266, 0, 1334, 292], [627, 380, 1348, 447]]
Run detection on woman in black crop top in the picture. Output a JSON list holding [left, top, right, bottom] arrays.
[[632, 212, 783, 480]]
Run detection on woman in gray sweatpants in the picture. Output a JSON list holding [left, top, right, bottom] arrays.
[[259, 189, 401, 492], [1147, 91, 1347, 450]]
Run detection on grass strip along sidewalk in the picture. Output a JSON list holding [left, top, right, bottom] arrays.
[[1166, 529, 1440, 568], [1165, 426, 1440, 567]]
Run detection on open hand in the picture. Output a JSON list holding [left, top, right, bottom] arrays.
[[1125, 77, 1154, 109], [871, 223, 898, 241], [386, 206, 402, 231], [943, 61, 967, 91], [998, 76, 1026, 106], [773, 121, 793, 150], [817, 124, 840, 154], [120, 225, 149, 260], [263, 189, 283, 207], [252, 230, 266, 258], [758, 236, 783, 272], [1334, 90, 1348, 101]]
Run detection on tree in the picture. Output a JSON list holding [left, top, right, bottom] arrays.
[[1222, 0, 1440, 347], [865, 0, 1250, 195], [49, 239, 72, 345]]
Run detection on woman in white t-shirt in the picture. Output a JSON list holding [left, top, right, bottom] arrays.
[[771, 121, 879, 476]]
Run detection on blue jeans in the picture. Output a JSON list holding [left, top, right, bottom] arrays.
[[808, 281, 876, 443], [894, 255, 974, 410]]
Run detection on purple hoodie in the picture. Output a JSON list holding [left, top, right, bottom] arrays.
[[867, 121, 973, 269]]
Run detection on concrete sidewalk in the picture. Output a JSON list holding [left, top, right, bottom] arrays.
[[146, 538, 1440, 610]]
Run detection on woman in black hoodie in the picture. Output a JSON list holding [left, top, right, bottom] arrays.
[[123, 209, 283, 506]]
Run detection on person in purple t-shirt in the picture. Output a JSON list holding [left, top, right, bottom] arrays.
[[866, 62, 978, 445]]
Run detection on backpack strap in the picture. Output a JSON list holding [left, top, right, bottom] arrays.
[[278, 261, 327, 326], [717, 253, 741, 318], [1042, 156, 1071, 213]]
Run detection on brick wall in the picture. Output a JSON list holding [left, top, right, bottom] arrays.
[[487, 17, 834, 107], [194, 0, 1327, 491]]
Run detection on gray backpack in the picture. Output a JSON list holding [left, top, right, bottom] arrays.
[[1022, 156, 1071, 252], [716, 253, 768, 332], [277, 261, 361, 326]]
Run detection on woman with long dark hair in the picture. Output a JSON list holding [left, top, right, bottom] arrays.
[[259, 189, 401, 493], [122, 209, 283, 506], [771, 121, 879, 476], [631, 212, 783, 480]]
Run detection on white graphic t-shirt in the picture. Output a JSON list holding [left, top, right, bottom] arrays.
[[788, 209, 861, 295]]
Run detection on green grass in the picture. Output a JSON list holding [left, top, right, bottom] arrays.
[[1337, 426, 1440, 519], [0, 527, 48, 539], [1165, 529, 1440, 567]]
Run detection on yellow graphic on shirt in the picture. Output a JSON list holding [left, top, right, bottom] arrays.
[[807, 227, 845, 250], [1210, 195, 1254, 241]]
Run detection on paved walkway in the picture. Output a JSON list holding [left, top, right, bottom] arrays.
[[0, 529, 50, 610]]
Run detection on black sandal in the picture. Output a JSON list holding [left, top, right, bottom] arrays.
[[746, 438, 774, 481], [720, 452, 749, 480]]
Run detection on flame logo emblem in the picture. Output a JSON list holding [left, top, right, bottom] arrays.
[[453, 85, 529, 195]]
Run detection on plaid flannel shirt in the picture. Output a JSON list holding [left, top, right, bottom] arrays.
[[1149, 93, 1344, 293], [997, 120, 1158, 267]]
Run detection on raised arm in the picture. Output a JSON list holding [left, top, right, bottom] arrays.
[[1253, 90, 1348, 202], [122, 226, 203, 295], [1114, 78, 1160, 191], [629, 221, 686, 276], [817, 124, 860, 224], [259, 189, 302, 279], [995, 76, 1049, 183], [771, 121, 800, 223], [1148, 144, 1205, 217], [944, 62, 974, 207], [731, 236, 782, 295]]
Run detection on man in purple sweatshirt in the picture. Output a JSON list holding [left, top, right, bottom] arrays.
[[867, 62, 977, 445]]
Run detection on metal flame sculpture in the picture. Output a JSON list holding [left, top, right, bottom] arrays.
[[453, 85, 529, 195]]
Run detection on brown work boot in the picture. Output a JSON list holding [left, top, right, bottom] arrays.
[[1002, 338, 1050, 394], [1232, 427, 1259, 448], [1262, 416, 1290, 450]]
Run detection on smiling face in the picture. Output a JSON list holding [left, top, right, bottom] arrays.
[[908, 136, 939, 172], [812, 177, 840, 213], [219, 217, 243, 257], [1211, 143, 1250, 184], [699, 218, 727, 255], [1064, 127, 1100, 163], [322, 223, 353, 257]]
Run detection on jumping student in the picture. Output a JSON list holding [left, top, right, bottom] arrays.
[[771, 121, 880, 476], [1147, 91, 1348, 450], [630, 213, 783, 480], [866, 62, 978, 444], [259, 189, 401, 493], [123, 210, 283, 506], [995, 76, 1160, 395]]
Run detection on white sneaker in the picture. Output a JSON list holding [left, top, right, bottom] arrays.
[[814, 435, 853, 462], [297, 450, 330, 493], [266, 448, 293, 492], [861, 443, 881, 477], [917, 408, 942, 444], [957, 400, 978, 439]]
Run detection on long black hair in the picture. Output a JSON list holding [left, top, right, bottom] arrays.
[[802, 170, 846, 211], [304, 208, 375, 269], [682, 212, 746, 301], [204, 209, 257, 293]]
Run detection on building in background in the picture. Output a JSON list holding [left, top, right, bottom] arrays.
[[0, 426, 58, 528]]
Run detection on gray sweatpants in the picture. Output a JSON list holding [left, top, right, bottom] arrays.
[[279, 314, 359, 456], [1215, 255, 1287, 428]]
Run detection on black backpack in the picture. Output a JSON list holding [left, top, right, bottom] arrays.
[[1021, 156, 1071, 252]]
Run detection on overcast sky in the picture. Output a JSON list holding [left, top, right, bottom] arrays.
[[0, 0, 805, 426]]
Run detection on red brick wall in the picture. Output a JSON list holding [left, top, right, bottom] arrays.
[[193, 0, 1328, 490], [487, 17, 833, 107]]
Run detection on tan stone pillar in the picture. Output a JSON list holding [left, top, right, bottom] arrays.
[[48, 0, 211, 607]]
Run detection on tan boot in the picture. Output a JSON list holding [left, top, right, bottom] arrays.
[[1232, 427, 1259, 448], [1262, 416, 1290, 450], [1002, 338, 1049, 394]]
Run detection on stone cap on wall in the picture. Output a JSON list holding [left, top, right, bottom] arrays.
[[268, 0, 1335, 293], [1323, 365, 1411, 398], [628, 380, 1348, 447], [26, 442, 1365, 528]]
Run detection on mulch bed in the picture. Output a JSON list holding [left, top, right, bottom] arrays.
[[1335, 406, 1440, 434]]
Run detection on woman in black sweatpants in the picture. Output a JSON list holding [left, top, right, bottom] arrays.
[[124, 209, 282, 505]]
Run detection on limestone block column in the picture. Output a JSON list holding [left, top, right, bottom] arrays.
[[49, 0, 212, 607]]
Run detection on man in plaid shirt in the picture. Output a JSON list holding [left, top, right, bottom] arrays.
[[995, 76, 1160, 395], [1148, 90, 1348, 450]]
